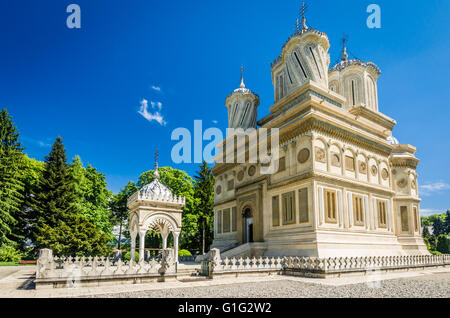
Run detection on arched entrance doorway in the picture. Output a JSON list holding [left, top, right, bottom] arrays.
[[242, 207, 254, 243]]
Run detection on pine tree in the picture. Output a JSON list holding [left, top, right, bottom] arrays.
[[0, 109, 24, 246], [33, 137, 110, 256], [193, 161, 215, 255], [444, 210, 450, 235]]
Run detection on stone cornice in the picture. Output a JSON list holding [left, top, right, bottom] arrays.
[[349, 106, 396, 131]]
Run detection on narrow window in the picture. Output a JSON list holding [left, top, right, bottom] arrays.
[[400, 206, 409, 232], [299, 188, 309, 223], [240, 103, 250, 126], [294, 52, 308, 79], [232, 207, 237, 232], [377, 200, 387, 228], [324, 189, 337, 224], [272, 196, 280, 226], [353, 194, 364, 226], [309, 47, 321, 79], [286, 64, 293, 84], [217, 210, 222, 234], [351, 80, 356, 106], [282, 192, 296, 225], [223, 208, 231, 233], [345, 156, 355, 171]]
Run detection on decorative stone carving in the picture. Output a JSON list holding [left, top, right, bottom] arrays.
[[359, 161, 367, 174], [331, 153, 341, 167], [411, 179, 417, 189], [248, 165, 256, 177], [297, 148, 310, 164], [381, 168, 389, 180], [216, 185, 222, 195], [371, 165, 378, 176], [237, 170, 244, 181], [397, 178, 407, 188], [314, 147, 326, 163], [158, 248, 176, 275]]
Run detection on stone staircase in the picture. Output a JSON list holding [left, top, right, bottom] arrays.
[[176, 263, 208, 282]]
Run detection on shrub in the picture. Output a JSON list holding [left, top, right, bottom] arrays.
[[178, 249, 192, 257], [436, 235, 450, 254], [0, 245, 22, 262], [431, 250, 442, 255], [123, 251, 139, 262]]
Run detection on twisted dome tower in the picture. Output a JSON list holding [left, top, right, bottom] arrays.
[[328, 39, 381, 111], [225, 66, 260, 130], [270, 11, 330, 103]]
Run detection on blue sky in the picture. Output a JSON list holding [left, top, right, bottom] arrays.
[[1, 0, 449, 215]]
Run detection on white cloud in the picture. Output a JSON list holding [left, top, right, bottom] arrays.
[[421, 208, 446, 216], [151, 85, 161, 92], [419, 182, 450, 196], [38, 141, 51, 148], [138, 99, 166, 126], [212, 120, 218, 124]]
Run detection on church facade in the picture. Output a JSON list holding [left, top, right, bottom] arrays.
[[210, 14, 428, 258]]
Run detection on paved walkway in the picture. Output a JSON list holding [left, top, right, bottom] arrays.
[[1, 265, 449, 298]]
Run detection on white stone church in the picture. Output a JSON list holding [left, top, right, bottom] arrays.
[[210, 13, 428, 258]]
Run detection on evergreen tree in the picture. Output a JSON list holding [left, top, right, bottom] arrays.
[[436, 235, 450, 254], [32, 137, 110, 256], [432, 217, 445, 236], [0, 109, 24, 246], [444, 210, 450, 235], [193, 161, 215, 255]]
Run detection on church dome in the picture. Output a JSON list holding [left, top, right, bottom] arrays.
[[225, 67, 260, 130]]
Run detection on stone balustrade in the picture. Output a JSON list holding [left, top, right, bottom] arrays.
[[35, 248, 176, 289], [204, 249, 450, 278], [214, 256, 284, 272], [282, 254, 450, 275], [127, 191, 186, 205]]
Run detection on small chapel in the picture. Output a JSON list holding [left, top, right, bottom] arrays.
[[210, 5, 428, 258]]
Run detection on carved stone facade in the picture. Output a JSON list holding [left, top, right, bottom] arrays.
[[210, 14, 428, 258]]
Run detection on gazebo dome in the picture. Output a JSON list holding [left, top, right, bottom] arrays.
[[139, 177, 172, 198]]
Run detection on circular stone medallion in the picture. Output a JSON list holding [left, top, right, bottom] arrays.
[[215, 185, 222, 195], [371, 165, 378, 176], [359, 161, 367, 174], [381, 168, 389, 180], [297, 148, 310, 164], [331, 153, 341, 167], [248, 165, 256, 177]]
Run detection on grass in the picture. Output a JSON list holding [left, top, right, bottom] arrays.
[[0, 261, 19, 266]]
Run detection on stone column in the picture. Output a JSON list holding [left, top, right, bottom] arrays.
[[162, 234, 168, 249], [139, 230, 146, 262], [173, 231, 180, 264], [130, 234, 136, 263]]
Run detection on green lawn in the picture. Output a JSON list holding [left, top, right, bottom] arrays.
[[0, 261, 19, 266]]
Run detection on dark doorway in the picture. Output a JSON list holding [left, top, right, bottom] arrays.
[[243, 207, 254, 243]]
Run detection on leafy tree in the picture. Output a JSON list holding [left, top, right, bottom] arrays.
[[11, 156, 44, 251], [0, 109, 24, 246], [193, 161, 215, 255], [109, 181, 137, 250]]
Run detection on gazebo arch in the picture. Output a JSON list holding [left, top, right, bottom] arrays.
[[127, 160, 185, 263]]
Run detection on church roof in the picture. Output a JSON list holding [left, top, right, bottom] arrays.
[[226, 67, 260, 103], [329, 58, 381, 75]]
